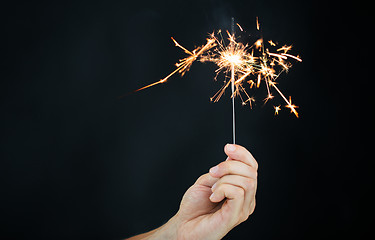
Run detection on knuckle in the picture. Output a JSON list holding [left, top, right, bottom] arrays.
[[219, 161, 230, 173], [215, 182, 225, 193], [242, 213, 250, 222], [249, 180, 257, 190], [249, 168, 258, 179], [237, 212, 249, 225], [249, 200, 256, 215], [196, 175, 204, 183], [253, 159, 259, 170], [243, 178, 256, 191], [194, 173, 207, 185], [243, 178, 253, 190], [253, 169, 258, 178], [234, 187, 245, 197]]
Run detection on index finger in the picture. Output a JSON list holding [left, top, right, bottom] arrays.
[[224, 144, 258, 169]]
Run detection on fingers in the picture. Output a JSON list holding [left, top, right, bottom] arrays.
[[209, 182, 245, 203], [208, 144, 258, 225], [224, 144, 258, 170], [209, 183, 245, 227], [209, 160, 257, 179], [195, 173, 219, 188], [211, 175, 256, 196], [210, 175, 257, 215]]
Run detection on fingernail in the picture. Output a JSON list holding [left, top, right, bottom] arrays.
[[209, 166, 219, 174], [211, 182, 217, 191], [226, 144, 236, 152], [209, 192, 215, 200]]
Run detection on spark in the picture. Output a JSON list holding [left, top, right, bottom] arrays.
[[277, 45, 293, 53], [236, 23, 244, 32], [286, 96, 299, 118], [134, 37, 216, 92], [134, 18, 302, 117], [255, 39, 263, 49], [274, 105, 281, 115], [281, 53, 302, 62], [268, 40, 276, 46], [267, 52, 287, 59]]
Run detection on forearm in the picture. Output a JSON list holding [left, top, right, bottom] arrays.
[[126, 214, 179, 240]]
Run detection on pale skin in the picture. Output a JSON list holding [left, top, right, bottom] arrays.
[[127, 144, 258, 240]]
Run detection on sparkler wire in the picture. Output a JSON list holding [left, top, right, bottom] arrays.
[[231, 17, 236, 144]]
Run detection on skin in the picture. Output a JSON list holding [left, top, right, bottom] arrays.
[[127, 144, 258, 240]]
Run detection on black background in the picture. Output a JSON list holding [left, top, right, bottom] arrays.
[[1, 0, 374, 239]]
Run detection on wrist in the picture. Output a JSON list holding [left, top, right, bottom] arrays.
[[147, 213, 181, 240]]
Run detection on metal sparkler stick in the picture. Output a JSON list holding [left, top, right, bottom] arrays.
[[230, 17, 236, 144]]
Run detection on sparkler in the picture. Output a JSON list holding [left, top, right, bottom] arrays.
[[133, 17, 302, 143], [230, 17, 236, 144]]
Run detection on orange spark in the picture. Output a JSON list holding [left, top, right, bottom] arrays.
[[277, 45, 293, 53], [268, 40, 276, 46], [255, 39, 263, 49], [274, 105, 281, 115], [134, 37, 216, 92], [236, 23, 243, 32], [281, 53, 302, 62], [133, 18, 301, 117]]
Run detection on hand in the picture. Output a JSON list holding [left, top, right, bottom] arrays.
[[128, 144, 258, 240], [174, 144, 258, 240]]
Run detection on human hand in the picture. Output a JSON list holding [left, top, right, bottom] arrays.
[[173, 144, 258, 240], [129, 144, 258, 240]]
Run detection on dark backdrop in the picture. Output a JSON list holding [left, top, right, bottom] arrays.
[[2, 0, 374, 239]]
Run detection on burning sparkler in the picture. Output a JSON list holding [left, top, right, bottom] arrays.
[[133, 17, 302, 142]]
